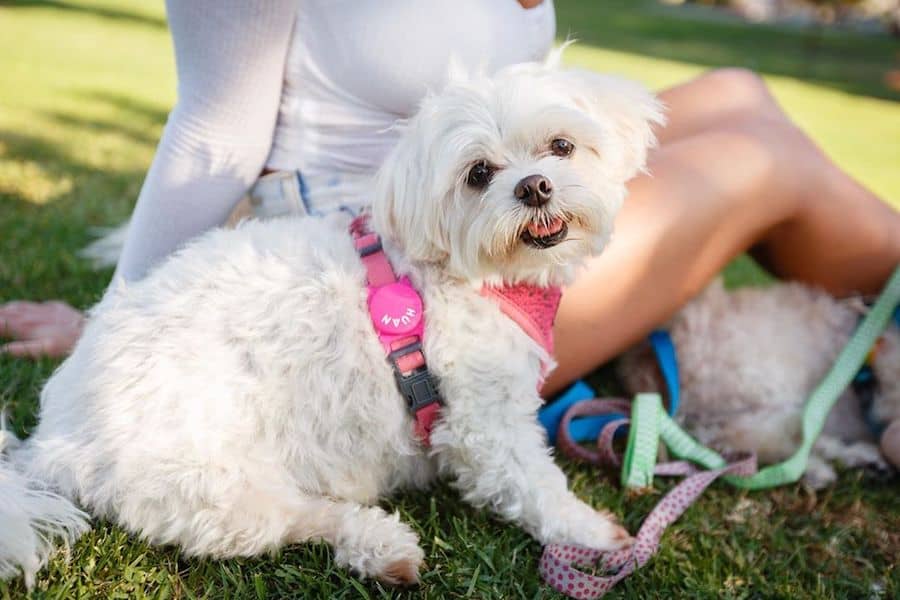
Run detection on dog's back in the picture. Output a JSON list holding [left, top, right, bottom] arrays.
[[15, 215, 429, 563]]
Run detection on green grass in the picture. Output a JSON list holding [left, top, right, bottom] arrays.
[[1, 0, 898, 597]]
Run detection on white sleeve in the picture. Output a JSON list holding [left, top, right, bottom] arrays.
[[113, 0, 296, 282]]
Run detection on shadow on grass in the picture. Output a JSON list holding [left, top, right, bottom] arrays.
[[0, 0, 166, 29], [556, 0, 900, 101], [77, 89, 169, 124], [0, 126, 144, 212], [0, 123, 144, 302], [45, 89, 170, 148], [0, 88, 165, 209]]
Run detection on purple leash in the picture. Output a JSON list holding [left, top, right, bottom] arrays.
[[541, 399, 757, 599]]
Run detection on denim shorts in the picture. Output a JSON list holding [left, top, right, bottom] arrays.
[[246, 170, 372, 219]]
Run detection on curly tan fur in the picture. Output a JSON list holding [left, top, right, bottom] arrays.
[[619, 279, 899, 488]]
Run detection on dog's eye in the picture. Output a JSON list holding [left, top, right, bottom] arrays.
[[466, 161, 494, 189], [550, 138, 575, 157]]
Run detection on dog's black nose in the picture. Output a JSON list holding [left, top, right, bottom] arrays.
[[514, 174, 553, 207]]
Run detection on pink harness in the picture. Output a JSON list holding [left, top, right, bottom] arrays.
[[481, 284, 562, 380], [351, 217, 441, 445], [351, 217, 562, 445]]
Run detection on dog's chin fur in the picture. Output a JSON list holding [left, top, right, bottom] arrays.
[[0, 60, 661, 587], [619, 280, 900, 489]]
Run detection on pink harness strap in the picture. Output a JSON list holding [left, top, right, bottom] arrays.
[[351, 217, 442, 445], [481, 283, 562, 376]]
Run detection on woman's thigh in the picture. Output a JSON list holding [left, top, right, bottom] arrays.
[[653, 68, 783, 145], [543, 69, 900, 396], [545, 122, 794, 394]]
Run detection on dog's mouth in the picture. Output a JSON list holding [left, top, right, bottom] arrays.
[[521, 216, 568, 249]]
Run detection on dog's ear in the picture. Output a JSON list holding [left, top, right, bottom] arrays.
[[372, 122, 450, 264], [553, 68, 666, 181]]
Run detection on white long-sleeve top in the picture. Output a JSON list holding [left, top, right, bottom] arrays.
[[115, 0, 555, 281]]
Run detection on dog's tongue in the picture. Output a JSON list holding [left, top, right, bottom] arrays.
[[527, 217, 564, 238]]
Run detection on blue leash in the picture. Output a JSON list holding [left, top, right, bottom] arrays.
[[648, 330, 680, 416], [540, 330, 680, 444]]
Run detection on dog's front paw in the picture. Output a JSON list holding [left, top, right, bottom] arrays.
[[368, 528, 425, 586], [804, 455, 838, 489], [839, 441, 889, 472], [379, 554, 425, 587], [544, 502, 632, 551]]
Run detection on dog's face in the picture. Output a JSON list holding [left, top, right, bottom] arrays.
[[373, 60, 664, 286]]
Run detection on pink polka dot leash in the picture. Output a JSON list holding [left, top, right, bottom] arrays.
[[541, 396, 757, 599]]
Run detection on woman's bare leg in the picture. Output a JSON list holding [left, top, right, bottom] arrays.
[[544, 69, 900, 395]]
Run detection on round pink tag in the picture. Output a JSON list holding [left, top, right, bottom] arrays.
[[369, 281, 423, 335]]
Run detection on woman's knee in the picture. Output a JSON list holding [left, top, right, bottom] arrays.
[[684, 70, 820, 185], [658, 67, 785, 143], [646, 121, 806, 224], [696, 67, 777, 116]]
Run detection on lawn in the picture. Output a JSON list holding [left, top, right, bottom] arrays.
[[1, 0, 898, 598]]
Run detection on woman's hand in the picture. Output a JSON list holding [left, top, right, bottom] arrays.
[[0, 300, 84, 358]]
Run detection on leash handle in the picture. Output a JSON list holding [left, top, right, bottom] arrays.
[[555, 398, 631, 465]]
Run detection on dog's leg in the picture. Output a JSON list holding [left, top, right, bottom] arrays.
[[434, 410, 631, 551], [181, 486, 424, 586], [814, 435, 888, 472], [804, 453, 838, 489], [290, 499, 424, 586], [804, 435, 887, 488]]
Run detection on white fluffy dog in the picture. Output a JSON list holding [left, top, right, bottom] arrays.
[[619, 280, 900, 488], [0, 61, 663, 587]]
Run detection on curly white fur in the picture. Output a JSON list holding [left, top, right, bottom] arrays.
[[620, 280, 900, 488], [0, 61, 663, 586]]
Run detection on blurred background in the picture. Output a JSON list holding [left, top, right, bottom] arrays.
[[1, 2, 899, 597], [1, 0, 897, 307], [1, 1, 898, 294], [0, 0, 900, 306]]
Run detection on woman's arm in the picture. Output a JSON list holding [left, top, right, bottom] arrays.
[[115, 0, 297, 281]]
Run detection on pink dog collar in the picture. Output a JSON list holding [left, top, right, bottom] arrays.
[[351, 216, 442, 445]]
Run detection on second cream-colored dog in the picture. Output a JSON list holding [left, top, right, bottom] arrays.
[[619, 280, 900, 488]]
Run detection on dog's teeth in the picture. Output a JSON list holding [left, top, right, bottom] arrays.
[[526, 217, 564, 238]]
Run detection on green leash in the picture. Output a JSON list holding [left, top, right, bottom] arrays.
[[623, 264, 900, 491]]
